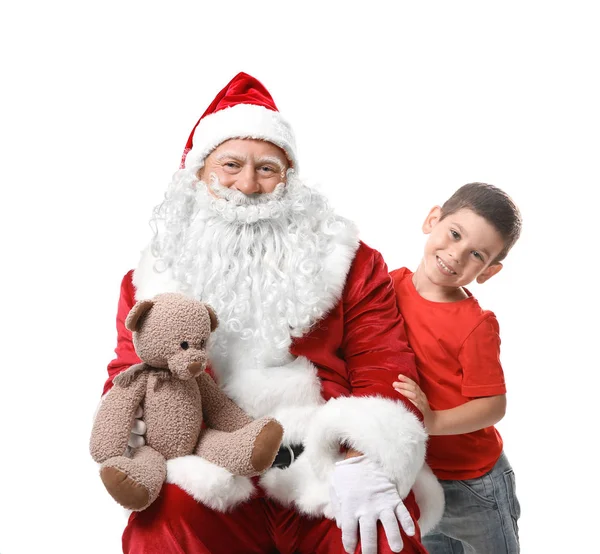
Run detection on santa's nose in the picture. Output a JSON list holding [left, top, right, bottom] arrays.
[[234, 166, 261, 194]]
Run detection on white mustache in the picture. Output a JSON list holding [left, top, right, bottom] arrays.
[[197, 172, 296, 224], [207, 174, 286, 205]]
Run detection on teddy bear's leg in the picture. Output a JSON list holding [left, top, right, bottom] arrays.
[[100, 446, 166, 511], [195, 417, 283, 476]]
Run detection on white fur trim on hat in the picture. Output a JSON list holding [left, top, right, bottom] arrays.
[[185, 103, 298, 171]]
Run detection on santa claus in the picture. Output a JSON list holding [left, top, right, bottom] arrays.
[[102, 72, 443, 554]]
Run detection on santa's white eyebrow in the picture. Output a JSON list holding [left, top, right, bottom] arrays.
[[255, 156, 287, 171], [215, 151, 248, 162]]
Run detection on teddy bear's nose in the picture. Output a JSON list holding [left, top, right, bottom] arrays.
[[187, 362, 205, 377]]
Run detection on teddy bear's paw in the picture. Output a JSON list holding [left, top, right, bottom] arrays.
[[101, 466, 151, 511], [251, 419, 284, 473]]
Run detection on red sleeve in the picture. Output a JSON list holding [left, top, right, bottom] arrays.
[[341, 244, 421, 420], [102, 270, 141, 396], [459, 314, 507, 398]]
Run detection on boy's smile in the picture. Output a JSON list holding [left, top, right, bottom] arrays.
[[436, 255, 457, 276]]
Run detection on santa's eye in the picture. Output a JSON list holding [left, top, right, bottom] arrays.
[[180, 342, 189, 350]]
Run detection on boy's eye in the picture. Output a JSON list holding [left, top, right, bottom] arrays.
[[472, 251, 484, 261], [450, 230, 460, 240]]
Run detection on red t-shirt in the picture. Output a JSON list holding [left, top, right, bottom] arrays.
[[391, 267, 506, 480]]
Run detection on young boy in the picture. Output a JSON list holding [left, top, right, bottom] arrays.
[[391, 182, 522, 554]]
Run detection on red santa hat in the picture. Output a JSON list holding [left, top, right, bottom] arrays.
[[181, 72, 297, 170]]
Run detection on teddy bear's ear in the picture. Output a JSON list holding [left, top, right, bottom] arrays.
[[125, 299, 154, 332], [205, 305, 219, 332]]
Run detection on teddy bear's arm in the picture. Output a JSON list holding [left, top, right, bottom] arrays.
[[196, 372, 254, 431], [90, 366, 149, 462]]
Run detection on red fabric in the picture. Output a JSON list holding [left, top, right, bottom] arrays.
[[123, 483, 428, 554], [391, 267, 506, 480], [182, 72, 279, 166], [104, 270, 141, 396], [103, 244, 419, 422]]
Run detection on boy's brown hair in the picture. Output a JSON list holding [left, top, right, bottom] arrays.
[[440, 182, 522, 263]]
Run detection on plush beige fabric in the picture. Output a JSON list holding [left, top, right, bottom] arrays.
[[90, 293, 283, 511]]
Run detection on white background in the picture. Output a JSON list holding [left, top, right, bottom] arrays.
[[1, 1, 598, 552]]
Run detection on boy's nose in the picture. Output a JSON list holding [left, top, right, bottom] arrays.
[[447, 249, 464, 265]]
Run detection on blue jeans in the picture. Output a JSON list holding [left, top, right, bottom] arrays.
[[423, 452, 521, 554]]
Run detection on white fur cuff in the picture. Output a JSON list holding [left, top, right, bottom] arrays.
[[303, 396, 427, 498], [412, 464, 445, 536], [166, 455, 254, 512]]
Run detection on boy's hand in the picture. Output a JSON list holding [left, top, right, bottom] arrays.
[[393, 375, 434, 430]]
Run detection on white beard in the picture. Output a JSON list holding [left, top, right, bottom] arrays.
[[146, 169, 358, 375]]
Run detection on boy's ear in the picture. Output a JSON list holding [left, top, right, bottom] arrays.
[[477, 262, 503, 284], [423, 206, 442, 234]]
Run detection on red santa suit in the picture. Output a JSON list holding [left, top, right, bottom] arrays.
[[101, 72, 443, 553]]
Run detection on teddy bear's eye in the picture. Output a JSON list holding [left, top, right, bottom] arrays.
[[180, 341, 189, 350], [200, 339, 206, 349]]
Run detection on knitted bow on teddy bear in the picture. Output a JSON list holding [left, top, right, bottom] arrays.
[[90, 293, 284, 511]]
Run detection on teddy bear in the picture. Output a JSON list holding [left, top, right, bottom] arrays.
[[90, 292, 284, 511]]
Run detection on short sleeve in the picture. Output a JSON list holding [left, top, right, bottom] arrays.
[[459, 314, 507, 398]]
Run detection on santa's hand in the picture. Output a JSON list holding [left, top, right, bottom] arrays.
[[330, 455, 415, 554], [128, 405, 146, 448]]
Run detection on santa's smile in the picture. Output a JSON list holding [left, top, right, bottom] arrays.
[[436, 256, 457, 276]]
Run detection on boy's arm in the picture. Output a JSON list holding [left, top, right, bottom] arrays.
[[431, 395, 506, 435], [394, 376, 506, 435]]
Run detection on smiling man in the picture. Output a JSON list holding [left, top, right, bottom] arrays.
[[101, 73, 442, 554]]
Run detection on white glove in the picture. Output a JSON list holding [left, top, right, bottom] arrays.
[[330, 455, 415, 554], [128, 405, 146, 448]]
